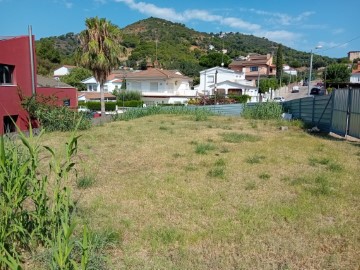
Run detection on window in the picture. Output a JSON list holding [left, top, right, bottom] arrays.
[[3, 115, 18, 133], [0, 64, 14, 84], [250, 66, 258, 72], [88, 84, 97, 91], [150, 82, 158, 92], [63, 99, 70, 107], [132, 82, 141, 91], [207, 75, 214, 83]]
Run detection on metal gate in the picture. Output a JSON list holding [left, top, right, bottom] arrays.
[[330, 88, 360, 138]]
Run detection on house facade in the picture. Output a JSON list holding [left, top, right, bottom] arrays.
[[229, 53, 276, 84], [348, 51, 360, 62], [53, 65, 76, 80], [195, 67, 258, 102], [81, 70, 127, 93], [350, 62, 360, 84], [124, 68, 195, 104], [0, 35, 77, 134]]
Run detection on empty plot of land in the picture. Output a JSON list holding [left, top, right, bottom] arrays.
[[43, 115, 360, 269]]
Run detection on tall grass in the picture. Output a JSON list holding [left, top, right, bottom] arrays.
[[0, 126, 89, 269], [112, 106, 215, 121], [242, 101, 283, 120]]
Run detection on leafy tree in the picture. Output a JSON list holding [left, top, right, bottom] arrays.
[[78, 17, 125, 117], [259, 78, 278, 94], [323, 63, 351, 84], [60, 67, 92, 91], [275, 44, 284, 81], [199, 52, 231, 68], [36, 39, 61, 75]]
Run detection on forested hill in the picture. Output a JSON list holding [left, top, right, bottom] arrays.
[[36, 17, 339, 77]]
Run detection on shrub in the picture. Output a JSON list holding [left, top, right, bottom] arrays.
[[21, 93, 91, 132], [86, 101, 117, 111], [117, 100, 144, 107], [228, 94, 251, 103], [114, 90, 142, 101], [242, 101, 283, 120]]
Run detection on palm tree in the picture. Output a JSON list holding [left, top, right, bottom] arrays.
[[79, 17, 125, 117]]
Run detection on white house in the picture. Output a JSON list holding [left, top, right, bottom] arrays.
[[81, 72, 124, 93], [283, 65, 298, 76], [350, 70, 360, 83], [124, 68, 196, 104], [195, 67, 258, 102], [350, 62, 360, 84], [53, 65, 76, 80]]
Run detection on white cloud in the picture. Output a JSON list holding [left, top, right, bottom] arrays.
[[332, 28, 344, 35], [65, 2, 73, 8], [319, 41, 348, 49], [255, 30, 302, 46], [247, 8, 314, 26], [115, 0, 185, 21], [54, 0, 73, 8]]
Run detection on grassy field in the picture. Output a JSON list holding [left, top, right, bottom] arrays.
[[41, 114, 360, 269]]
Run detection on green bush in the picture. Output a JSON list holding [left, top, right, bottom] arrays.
[[117, 100, 144, 107], [228, 94, 251, 103], [242, 101, 283, 120], [114, 90, 142, 101], [86, 102, 117, 111], [21, 94, 92, 132]]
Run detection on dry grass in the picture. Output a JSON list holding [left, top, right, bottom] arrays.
[[41, 115, 360, 269]]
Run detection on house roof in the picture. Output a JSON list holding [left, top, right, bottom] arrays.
[[209, 80, 257, 89], [78, 92, 116, 100], [37, 75, 74, 88], [230, 53, 273, 68], [199, 66, 243, 75], [125, 68, 192, 81]]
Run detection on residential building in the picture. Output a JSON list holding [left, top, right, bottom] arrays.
[[124, 68, 195, 104], [229, 53, 276, 84], [81, 70, 128, 93], [348, 51, 360, 62], [37, 75, 77, 108], [0, 35, 77, 134], [53, 65, 76, 80], [195, 66, 258, 102], [283, 65, 298, 76], [78, 92, 116, 102], [350, 61, 360, 84]]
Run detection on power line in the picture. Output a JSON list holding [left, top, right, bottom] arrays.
[[318, 34, 360, 53]]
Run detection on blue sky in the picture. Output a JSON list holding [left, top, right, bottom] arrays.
[[1, 0, 359, 58]]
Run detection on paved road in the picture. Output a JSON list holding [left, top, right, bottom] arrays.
[[282, 85, 308, 101]]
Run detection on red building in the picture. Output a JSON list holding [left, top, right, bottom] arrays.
[[0, 34, 77, 134]]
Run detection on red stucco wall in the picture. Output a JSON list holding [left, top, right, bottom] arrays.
[[0, 35, 36, 133], [37, 87, 78, 109], [0, 35, 78, 135]]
